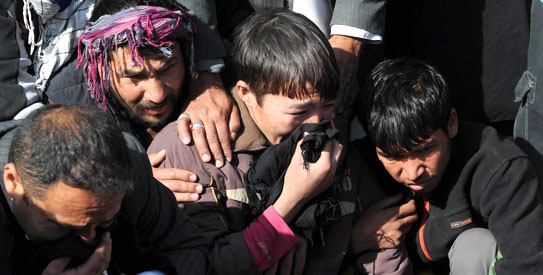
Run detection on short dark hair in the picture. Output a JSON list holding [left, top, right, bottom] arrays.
[[232, 8, 339, 104], [8, 104, 134, 199], [366, 58, 452, 157]]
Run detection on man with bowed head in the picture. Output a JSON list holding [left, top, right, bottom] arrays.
[[0, 104, 208, 274]]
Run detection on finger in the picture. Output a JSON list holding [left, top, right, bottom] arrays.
[[397, 199, 418, 217], [173, 191, 201, 202], [292, 237, 307, 275], [329, 139, 344, 168], [78, 231, 112, 274], [191, 121, 212, 163], [148, 149, 166, 167], [152, 167, 198, 183], [264, 262, 279, 275], [229, 103, 241, 142], [176, 114, 192, 144], [199, 119, 226, 168], [216, 122, 233, 164], [159, 180, 202, 193], [42, 257, 71, 275], [398, 208, 419, 227], [279, 247, 295, 275], [289, 138, 305, 165]]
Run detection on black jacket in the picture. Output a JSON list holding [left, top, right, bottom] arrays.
[[415, 121, 543, 274], [0, 121, 209, 274]]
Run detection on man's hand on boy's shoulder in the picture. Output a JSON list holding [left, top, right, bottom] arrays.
[[177, 72, 241, 168], [148, 150, 203, 203], [350, 194, 418, 254]]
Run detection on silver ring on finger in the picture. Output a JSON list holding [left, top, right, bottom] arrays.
[[176, 113, 191, 124], [190, 122, 204, 131]]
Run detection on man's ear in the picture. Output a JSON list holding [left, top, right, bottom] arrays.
[[236, 80, 257, 108], [3, 163, 24, 198], [447, 108, 459, 138]]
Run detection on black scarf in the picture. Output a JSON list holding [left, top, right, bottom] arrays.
[[244, 120, 341, 243]]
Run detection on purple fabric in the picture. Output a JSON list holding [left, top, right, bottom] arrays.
[[76, 6, 195, 109]]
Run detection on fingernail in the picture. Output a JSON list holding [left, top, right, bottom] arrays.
[[195, 184, 203, 192], [202, 154, 210, 162], [190, 193, 199, 199], [215, 160, 222, 167], [189, 174, 197, 181], [226, 156, 232, 162], [182, 136, 190, 144], [230, 131, 237, 141]]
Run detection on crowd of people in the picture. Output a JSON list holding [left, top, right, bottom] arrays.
[[1, 0, 542, 274]]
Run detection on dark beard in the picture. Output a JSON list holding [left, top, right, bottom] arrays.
[[115, 93, 180, 131]]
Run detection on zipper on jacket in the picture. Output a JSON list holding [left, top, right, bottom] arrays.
[[418, 194, 434, 261]]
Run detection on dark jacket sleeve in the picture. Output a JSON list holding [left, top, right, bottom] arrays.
[[148, 123, 264, 275], [119, 146, 209, 274], [0, 4, 31, 121], [473, 154, 543, 274]]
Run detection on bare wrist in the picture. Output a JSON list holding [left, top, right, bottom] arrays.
[[273, 195, 307, 223]]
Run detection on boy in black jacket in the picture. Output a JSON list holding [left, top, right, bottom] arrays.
[[366, 58, 543, 274]]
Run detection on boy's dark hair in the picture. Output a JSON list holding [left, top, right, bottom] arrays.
[[232, 8, 339, 104], [8, 104, 133, 199], [367, 58, 452, 157]]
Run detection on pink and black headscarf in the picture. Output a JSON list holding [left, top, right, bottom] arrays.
[[76, 6, 196, 108]]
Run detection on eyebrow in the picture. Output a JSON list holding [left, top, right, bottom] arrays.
[[288, 99, 335, 110], [121, 55, 177, 77], [413, 139, 437, 151], [50, 211, 120, 231]]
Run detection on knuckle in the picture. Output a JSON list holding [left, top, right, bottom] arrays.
[[206, 134, 219, 144], [218, 134, 230, 145]]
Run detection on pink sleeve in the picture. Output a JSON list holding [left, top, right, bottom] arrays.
[[243, 205, 299, 271]]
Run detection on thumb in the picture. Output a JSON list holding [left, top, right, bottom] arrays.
[[148, 149, 166, 167], [42, 257, 71, 275], [229, 103, 241, 141]]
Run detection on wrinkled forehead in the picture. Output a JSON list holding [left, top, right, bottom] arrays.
[[35, 182, 125, 222], [109, 42, 183, 74]]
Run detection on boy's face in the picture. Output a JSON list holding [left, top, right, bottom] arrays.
[[376, 110, 458, 193], [237, 81, 335, 145]]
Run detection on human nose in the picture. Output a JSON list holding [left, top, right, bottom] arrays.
[[78, 226, 96, 242], [402, 158, 424, 181], [303, 111, 322, 124], [143, 78, 167, 103]]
